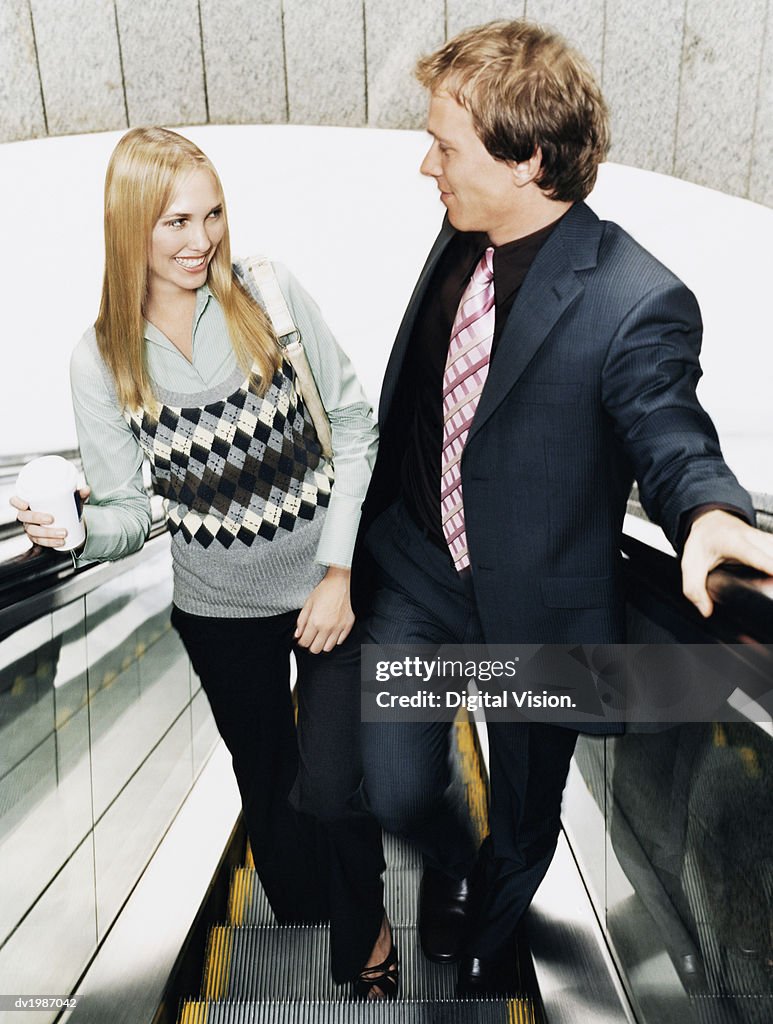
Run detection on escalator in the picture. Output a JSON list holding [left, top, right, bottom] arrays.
[[176, 720, 542, 1023], [1, 452, 771, 1024]]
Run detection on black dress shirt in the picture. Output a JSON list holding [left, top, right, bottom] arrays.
[[400, 217, 562, 551]]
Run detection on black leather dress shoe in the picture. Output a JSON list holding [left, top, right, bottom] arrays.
[[418, 866, 473, 963], [456, 952, 518, 998]]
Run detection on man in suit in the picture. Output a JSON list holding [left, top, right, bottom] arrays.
[[354, 20, 773, 996]]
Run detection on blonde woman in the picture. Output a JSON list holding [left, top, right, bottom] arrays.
[[12, 127, 396, 997]]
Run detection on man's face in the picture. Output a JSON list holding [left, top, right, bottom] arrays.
[[420, 91, 523, 244]]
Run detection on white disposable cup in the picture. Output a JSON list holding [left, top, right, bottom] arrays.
[[15, 456, 86, 551]]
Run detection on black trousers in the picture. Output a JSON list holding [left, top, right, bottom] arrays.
[[361, 499, 577, 957], [172, 605, 385, 983]]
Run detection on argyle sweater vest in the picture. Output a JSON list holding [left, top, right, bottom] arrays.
[[125, 361, 334, 616]]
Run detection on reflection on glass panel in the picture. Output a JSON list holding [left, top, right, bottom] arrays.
[[134, 548, 189, 740], [575, 589, 773, 1024], [0, 617, 55, 781], [565, 570, 773, 1024], [0, 536, 209, 1004], [0, 836, 97, 1024], [52, 601, 91, 808], [0, 601, 93, 948], [606, 724, 772, 1023], [565, 736, 607, 919], [86, 547, 190, 824], [93, 711, 192, 940], [682, 724, 770, 1021], [86, 570, 141, 820]]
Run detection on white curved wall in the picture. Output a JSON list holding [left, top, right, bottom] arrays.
[[0, 125, 770, 498]]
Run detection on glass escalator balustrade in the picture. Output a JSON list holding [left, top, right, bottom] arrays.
[[0, 538, 219, 1023]]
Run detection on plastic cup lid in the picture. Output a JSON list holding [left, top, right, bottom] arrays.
[[16, 455, 79, 502]]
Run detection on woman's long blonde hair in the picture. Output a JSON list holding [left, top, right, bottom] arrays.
[[95, 127, 280, 411]]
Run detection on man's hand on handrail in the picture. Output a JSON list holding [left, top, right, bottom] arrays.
[[681, 508, 773, 617]]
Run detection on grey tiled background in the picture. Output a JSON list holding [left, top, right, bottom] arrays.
[[1, 0, 770, 206]]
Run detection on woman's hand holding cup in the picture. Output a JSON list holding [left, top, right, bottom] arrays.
[[11, 487, 90, 549], [12, 455, 90, 551]]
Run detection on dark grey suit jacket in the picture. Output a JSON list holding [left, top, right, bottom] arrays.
[[354, 201, 753, 646]]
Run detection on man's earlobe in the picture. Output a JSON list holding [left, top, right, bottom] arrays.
[[511, 147, 543, 187]]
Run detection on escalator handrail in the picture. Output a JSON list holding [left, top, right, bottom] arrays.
[[623, 486, 773, 645], [0, 522, 170, 642], [621, 532, 773, 645]]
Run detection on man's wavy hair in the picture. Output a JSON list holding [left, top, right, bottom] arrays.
[[416, 20, 610, 203]]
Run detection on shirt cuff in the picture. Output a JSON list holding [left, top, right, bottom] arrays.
[[79, 504, 148, 562], [315, 492, 363, 568]]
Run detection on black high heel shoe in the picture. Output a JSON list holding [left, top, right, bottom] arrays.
[[353, 941, 399, 1000]]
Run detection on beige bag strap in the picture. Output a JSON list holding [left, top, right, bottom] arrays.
[[245, 257, 333, 461]]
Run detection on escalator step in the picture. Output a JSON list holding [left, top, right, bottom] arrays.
[[228, 862, 422, 930], [203, 926, 235, 1000], [203, 924, 536, 1008], [206, 924, 457, 1001], [178, 1001, 209, 1024], [383, 866, 421, 927], [179, 714, 522, 1024], [228, 867, 272, 927], [384, 832, 422, 868], [182, 997, 536, 1022], [229, 867, 259, 926]]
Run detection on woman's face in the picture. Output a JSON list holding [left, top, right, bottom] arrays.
[[147, 166, 226, 301]]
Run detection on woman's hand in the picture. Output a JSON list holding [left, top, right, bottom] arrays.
[[10, 486, 90, 550], [295, 565, 355, 654]]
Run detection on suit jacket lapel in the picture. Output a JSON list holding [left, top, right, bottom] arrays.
[[468, 201, 603, 443], [378, 217, 456, 424]]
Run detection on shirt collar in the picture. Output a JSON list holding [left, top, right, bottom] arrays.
[[143, 282, 213, 347], [482, 211, 569, 307]]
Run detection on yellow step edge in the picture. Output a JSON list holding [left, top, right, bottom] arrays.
[[508, 997, 538, 1023], [228, 866, 255, 925], [202, 925, 233, 1001], [177, 1001, 208, 1024]]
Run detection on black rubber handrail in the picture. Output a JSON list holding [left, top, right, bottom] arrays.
[[621, 532, 773, 645], [0, 508, 167, 612], [2, 451, 771, 644]]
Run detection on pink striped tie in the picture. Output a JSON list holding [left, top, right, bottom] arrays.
[[441, 247, 495, 571]]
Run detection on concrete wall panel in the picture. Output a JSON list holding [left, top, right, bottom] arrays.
[[284, 0, 365, 126], [0, 1, 46, 142], [366, 0, 445, 128], [675, 0, 766, 195], [749, 2, 773, 206], [604, 0, 685, 173], [115, 0, 207, 127], [200, 0, 286, 124], [31, 0, 126, 135]]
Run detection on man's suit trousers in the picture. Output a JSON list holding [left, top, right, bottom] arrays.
[[361, 498, 578, 956]]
